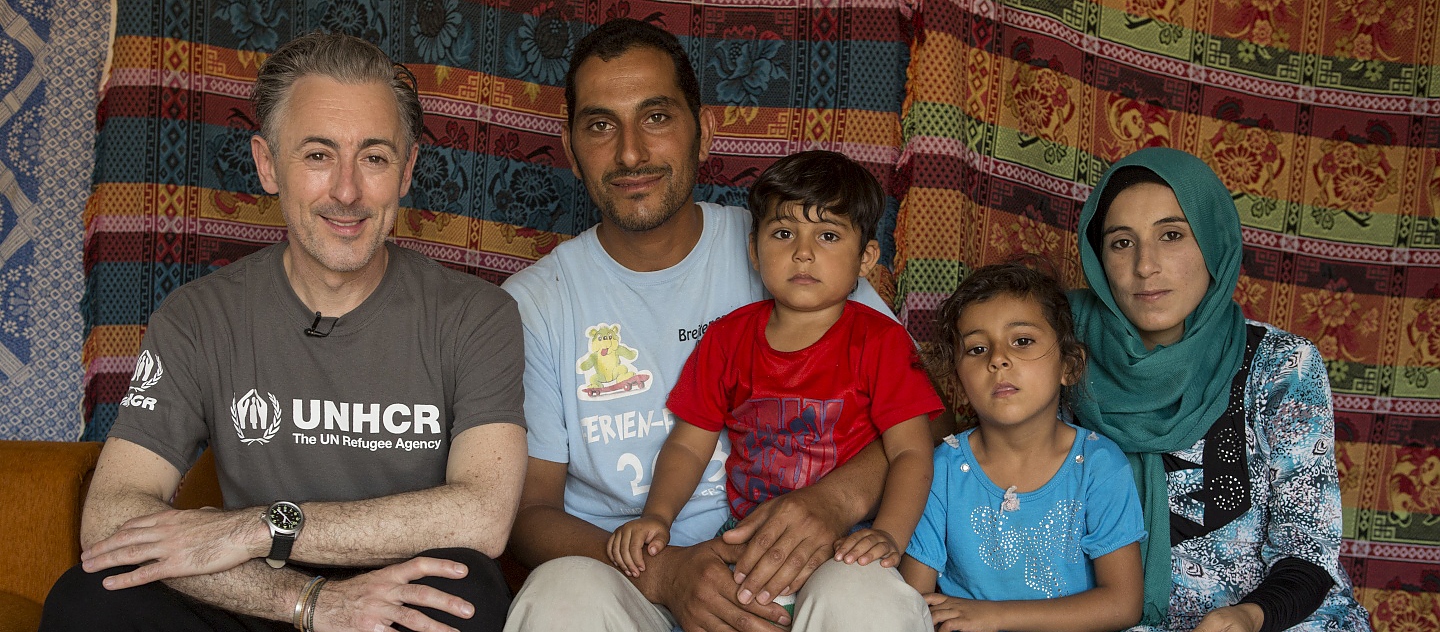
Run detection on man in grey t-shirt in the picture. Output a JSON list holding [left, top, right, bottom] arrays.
[[41, 34, 525, 632]]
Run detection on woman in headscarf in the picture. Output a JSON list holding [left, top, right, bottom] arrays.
[[1070, 147, 1370, 631]]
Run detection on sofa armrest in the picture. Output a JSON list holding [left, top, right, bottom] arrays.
[[0, 441, 102, 607]]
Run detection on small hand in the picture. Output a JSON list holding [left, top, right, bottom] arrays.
[[607, 516, 670, 577], [1192, 604, 1264, 632], [832, 527, 899, 567], [315, 557, 473, 632], [721, 489, 848, 606], [925, 593, 1005, 632], [80, 507, 260, 589]]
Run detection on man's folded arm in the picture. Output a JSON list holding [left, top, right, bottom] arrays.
[[80, 422, 525, 601], [79, 438, 308, 620], [290, 421, 526, 565]]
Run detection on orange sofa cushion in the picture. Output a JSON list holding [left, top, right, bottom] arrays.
[[0, 441, 101, 608]]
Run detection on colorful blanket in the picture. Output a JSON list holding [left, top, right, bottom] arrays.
[[81, 1, 909, 434], [79, 0, 1437, 625], [893, 0, 1440, 626]]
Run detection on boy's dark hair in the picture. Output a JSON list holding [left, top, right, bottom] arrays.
[[746, 150, 884, 249], [927, 255, 1088, 411], [565, 19, 702, 130], [1086, 166, 1170, 256]]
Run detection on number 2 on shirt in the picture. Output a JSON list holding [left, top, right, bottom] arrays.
[[616, 443, 727, 497]]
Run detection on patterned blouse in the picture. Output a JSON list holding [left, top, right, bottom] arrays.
[[1131, 322, 1370, 631]]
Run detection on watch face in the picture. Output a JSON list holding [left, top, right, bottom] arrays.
[[268, 503, 302, 531]]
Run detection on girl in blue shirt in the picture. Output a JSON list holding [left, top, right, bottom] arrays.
[[901, 260, 1147, 631]]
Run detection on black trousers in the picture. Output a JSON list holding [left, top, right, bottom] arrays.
[[39, 547, 509, 632]]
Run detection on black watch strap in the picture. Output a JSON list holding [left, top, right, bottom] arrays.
[[266, 533, 296, 568]]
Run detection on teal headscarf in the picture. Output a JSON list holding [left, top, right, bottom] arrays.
[[1070, 147, 1247, 624]]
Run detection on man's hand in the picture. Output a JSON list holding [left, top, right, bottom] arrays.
[[720, 488, 851, 606], [608, 516, 671, 576], [633, 539, 791, 632], [315, 557, 474, 632], [80, 506, 262, 590], [832, 527, 900, 567], [925, 593, 1006, 632], [1192, 604, 1264, 632]]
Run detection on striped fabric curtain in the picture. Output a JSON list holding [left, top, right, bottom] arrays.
[[81, 1, 911, 436]]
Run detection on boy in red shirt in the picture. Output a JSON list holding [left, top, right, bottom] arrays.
[[608, 151, 943, 610]]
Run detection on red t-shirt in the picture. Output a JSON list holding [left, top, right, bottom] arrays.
[[667, 300, 944, 519]]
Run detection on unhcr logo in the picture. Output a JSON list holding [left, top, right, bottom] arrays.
[[130, 350, 164, 388], [232, 389, 282, 445], [121, 350, 165, 410]]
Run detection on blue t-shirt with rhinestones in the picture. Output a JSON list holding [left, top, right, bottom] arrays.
[[905, 422, 1147, 600]]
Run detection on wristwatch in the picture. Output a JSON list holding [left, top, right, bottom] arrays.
[[262, 501, 304, 568]]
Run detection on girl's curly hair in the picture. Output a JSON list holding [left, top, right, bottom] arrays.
[[925, 254, 1088, 420]]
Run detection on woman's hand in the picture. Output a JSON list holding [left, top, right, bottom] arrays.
[[1192, 604, 1264, 632]]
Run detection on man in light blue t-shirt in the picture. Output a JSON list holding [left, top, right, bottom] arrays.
[[501, 18, 929, 632]]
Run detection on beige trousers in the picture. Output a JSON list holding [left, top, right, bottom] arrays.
[[504, 555, 931, 632]]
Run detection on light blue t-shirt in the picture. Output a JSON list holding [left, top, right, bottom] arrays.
[[503, 202, 892, 546], [906, 423, 1147, 601]]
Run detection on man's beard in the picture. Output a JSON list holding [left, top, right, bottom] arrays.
[[591, 164, 692, 233], [578, 132, 701, 233]]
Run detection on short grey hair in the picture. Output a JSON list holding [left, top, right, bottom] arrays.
[[252, 32, 423, 153]]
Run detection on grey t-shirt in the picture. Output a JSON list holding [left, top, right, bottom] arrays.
[[110, 241, 525, 509]]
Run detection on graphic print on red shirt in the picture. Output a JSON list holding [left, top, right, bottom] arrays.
[[667, 300, 944, 519]]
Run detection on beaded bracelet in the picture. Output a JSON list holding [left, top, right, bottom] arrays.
[[303, 577, 328, 632], [293, 575, 325, 630]]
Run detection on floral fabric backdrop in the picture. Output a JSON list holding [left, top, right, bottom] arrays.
[[891, 0, 1439, 627], [80, 0, 910, 436], [76, 0, 1439, 624], [0, 0, 110, 441]]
